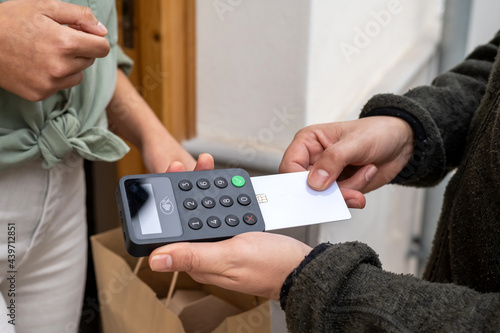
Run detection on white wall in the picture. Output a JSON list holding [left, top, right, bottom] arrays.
[[306, 0, 442, 124], [190, 0, 310, 170], [467, 0, 500, 52]]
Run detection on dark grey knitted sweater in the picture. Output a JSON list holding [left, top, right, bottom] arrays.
[[283, 31, 500, 332]]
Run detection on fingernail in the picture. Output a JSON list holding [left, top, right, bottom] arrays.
[[309, 169, 329, 189], [150, 254, 172, 272], [347, 199, 361, 208], [97, 21, 108, 34], [365, 165, 377, 182]]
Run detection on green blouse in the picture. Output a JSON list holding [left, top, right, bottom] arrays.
[[0, 0, 132, 170]]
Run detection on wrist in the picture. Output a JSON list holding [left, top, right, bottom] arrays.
[[362, 108, 436, 184], [390, 116, 413, 142], [385, 115, 415, 158], [361, 108, 424, 143], [361, 112, 417, 167]]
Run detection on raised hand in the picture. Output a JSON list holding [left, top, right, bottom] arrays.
[[0, 0, 111, 101], [279, 116, 414, 208]]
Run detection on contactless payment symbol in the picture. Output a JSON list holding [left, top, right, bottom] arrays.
[[160, 197, 174, 215]]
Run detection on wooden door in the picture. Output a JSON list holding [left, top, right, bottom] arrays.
[[115, 0, 196, 177]]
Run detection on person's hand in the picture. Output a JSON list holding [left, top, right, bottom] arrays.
[[149, 232, 312, 300], [141, 138, 199, 174], [164, 153, 215, 173], [142, 140, 213, 174], [279, 116, 414, 208], [0, 0, 110, 101]]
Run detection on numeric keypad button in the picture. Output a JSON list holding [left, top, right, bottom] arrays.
[[178, 179, 193, 191], [219, 195, 234, 207], [197, 178, 211, 190], [202, 197, 216, 209], [237, 194, 251, 206], [183, 198, 197, 210], [207, 216, 221, 228], [188, 218, 203, 230], [214, 177, 228, 188], [225, 214, 239, 227]]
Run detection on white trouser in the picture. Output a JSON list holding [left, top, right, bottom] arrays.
[[0, 153, 87, 333]]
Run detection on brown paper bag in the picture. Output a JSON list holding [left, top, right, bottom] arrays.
[[91, 228, 272, 333]]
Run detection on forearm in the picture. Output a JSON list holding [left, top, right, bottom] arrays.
[[284, 243, 500, 332], [360, 31, 500, 186], [107, 69, 165, 149], [107, 70, 195, 172]]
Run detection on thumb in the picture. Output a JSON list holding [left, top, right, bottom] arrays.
[[307, 138, 368, 191], [193, 153, 215, 171], [46, 1, 108, 36], [165, 161, 186, 173], [306, 144, 349, 191], [149, 243, 221, 273]]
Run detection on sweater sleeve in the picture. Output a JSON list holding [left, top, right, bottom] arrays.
[[359, 31, 500, 187], [284, 242, 500, 333]]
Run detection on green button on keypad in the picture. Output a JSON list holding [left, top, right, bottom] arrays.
[[231, 175, 245, 187]]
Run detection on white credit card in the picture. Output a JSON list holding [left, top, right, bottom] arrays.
[[250, 171, 351, 231]]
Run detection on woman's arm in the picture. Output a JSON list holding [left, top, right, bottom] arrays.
[[106, 70, 196, 173]]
